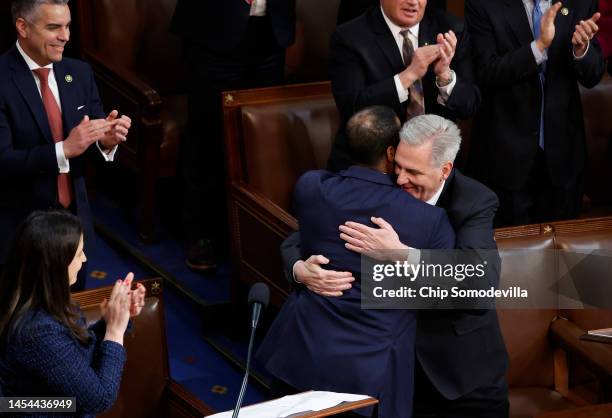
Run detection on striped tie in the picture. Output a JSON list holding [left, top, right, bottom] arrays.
[[400, 29, 425, 120]]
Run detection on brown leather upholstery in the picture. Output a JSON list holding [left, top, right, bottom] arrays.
[[72, 280, 214, 418], [580, 74, 612, 211], [509, 388, 577, 418], [223, 82, 332, 306], [76, 0, 186, 241], [222, 82, 612, 416], [494, 219, 612, 416], [241, 99, 338, 210]]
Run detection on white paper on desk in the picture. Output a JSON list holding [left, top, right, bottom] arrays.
[[206, 391, 371, 418]]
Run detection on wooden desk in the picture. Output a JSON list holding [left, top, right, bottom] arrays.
[[536, 403, 612, 418], [291, 397, 378, 417], [208, 394, 378, 418]]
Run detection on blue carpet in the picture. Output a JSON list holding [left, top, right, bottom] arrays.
[[86, 193, 269, 413], [89, 193, 230, 303]]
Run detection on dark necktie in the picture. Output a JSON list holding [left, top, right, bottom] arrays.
[[400, 29, 425, 120], [533, 1, 546, 149], [33, 67, 73, 208]]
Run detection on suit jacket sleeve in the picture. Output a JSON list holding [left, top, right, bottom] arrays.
[[280, 231, 302, 283], [17, 320, 126, 414], [83, 63, 114, 162], [330, 30, 400, 123], [428, 210, 456, 250], [571, 1, 605, 88], [0, 97, 57, 176], [465, 0, 541, 88], [455, 190, 501, 292], [86, 64, 106, 120], [444, 20, 481, 119]]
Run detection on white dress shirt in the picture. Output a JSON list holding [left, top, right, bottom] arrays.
[[250, 0, 266, 17], [381, 7, 456, 106], [16, 41, 117, 174]]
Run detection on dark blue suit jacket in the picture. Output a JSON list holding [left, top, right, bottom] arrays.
[[258, 167, 455, 418], [0, 46, 105, 261], [280, 169, 508, 402]]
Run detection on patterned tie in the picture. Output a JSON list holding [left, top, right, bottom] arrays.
[[400, 29, 425, 120], [33, 68, 73, 208], [532, 1, 546, 149]]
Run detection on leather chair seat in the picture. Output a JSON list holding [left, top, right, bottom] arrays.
[[509, 388, 577, 418]]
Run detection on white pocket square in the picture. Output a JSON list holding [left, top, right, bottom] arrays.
[[77, 105, 86, 110]]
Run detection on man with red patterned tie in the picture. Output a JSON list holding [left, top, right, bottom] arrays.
[[0, 0, 131, 282], [170, 0, 295, 271]]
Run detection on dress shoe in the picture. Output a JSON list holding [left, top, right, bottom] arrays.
[[186, 239, 217, 272]]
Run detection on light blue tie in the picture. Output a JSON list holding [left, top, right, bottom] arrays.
[[533, 1, 546, 149]]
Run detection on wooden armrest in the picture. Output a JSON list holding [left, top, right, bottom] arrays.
[[551, 318, 612, 381], [231, 182, 298, 232], [81, 48, 162, 113], [162, 380, 215, 417], [72, 278, 164, 308]]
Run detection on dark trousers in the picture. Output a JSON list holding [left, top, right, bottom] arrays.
[[493, 150, 583, 228], [413, 361, 509, 418], [181, 16, 285, 249]]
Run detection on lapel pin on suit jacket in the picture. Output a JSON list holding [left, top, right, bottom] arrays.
[[561, 7, 569, 16], [65, 74, 73, 83]]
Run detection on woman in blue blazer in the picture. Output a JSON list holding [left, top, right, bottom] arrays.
[[0, 211, 145, 417]]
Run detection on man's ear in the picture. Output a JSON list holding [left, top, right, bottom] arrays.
[[441, 161, 454, 181], [386, 146, 396, 163], [15, 18, 28, 39]]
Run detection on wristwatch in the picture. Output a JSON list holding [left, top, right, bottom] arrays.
[[436, 69, 455, 87]]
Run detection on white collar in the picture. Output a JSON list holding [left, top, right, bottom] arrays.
[[381, 6, 420, 40], [426, 181, 445, 206], [16, 40, 53, 71]]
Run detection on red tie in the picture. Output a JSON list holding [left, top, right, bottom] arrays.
[[33, 68, 73, 208], [246, 0, 253, 4]]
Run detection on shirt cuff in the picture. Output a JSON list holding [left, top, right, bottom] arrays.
[[96, 141, 118, 162], [530, 40, 548, 65], [394, 74, 409, 103], [55, 142, 70, 173], [436, 71, 457, 105], [573, 40, 590, 60], [406, 247, 421, 267], [292, 260, 303, 283]]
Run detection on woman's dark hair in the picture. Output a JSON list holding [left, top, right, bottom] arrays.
[[0, 210, 89, 346]]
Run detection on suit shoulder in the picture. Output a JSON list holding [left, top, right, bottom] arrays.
[[15, 310, 67, 342], [60, 57, 94, 75], [393, 187, 448, 218], [453, 170, 499, 210], [334, 12, 371, 41], [295, 169, 330, 191]]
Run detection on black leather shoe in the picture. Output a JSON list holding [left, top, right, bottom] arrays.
[[186, 239, 217, 272]]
